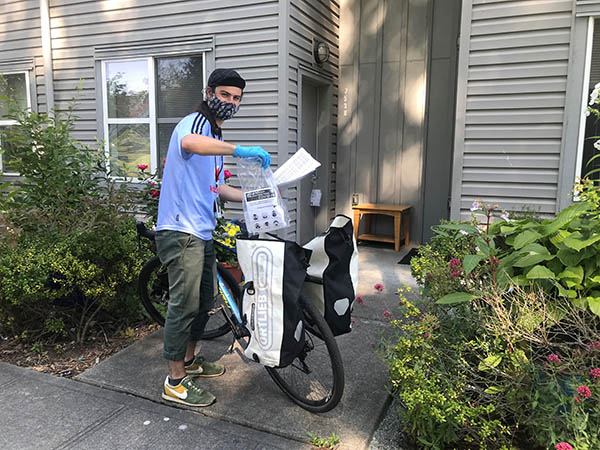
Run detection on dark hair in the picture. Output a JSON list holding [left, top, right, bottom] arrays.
[[193, 100, 221, 138]]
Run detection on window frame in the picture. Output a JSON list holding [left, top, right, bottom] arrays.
[[95, 37, 214, 181], [101, 57, 158, 178], [574, 17, 596, 189], [0, 70, 32, 175]]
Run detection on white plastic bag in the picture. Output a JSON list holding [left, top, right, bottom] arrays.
[[237, 159, 290, 233]]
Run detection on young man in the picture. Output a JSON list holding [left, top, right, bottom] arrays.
[[155, 68, 270, 407]]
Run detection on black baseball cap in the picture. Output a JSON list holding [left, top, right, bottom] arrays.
[[207, 68, 246, 90]]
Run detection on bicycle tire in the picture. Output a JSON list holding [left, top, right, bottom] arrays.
[[138, 256, 241, 340], [265, 293, 345, 413]]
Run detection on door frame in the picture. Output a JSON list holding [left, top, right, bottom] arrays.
[[297, 66, 333, 242]]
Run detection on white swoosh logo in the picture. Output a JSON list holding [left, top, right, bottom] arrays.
[[165, 384, 188, 400]]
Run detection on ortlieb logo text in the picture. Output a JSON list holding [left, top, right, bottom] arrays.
[[252, 247, 273, 350]]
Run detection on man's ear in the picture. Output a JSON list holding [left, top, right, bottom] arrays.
[[204, 87, 213, 99]]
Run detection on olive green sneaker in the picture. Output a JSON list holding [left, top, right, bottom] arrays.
[[185, 356, 225, 377], [162, 376, 216, 407]]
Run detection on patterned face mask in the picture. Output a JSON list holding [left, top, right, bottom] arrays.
[[207, 95, 240, 121]]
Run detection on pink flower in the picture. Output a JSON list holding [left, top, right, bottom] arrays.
[[423, 332, 431, 339], [426, 273, 433, 280], [151, 190, 160, 198], [588, 342, 600, 351], [547, 353, 562, 365], [383, 310, 391, 318], [374, 283, 384, 292], [450, 269, 460, 279], [590, 368, 600, 381], [449, 258, 462, 268], [577, 385, 592, 400], [137, 164, 148, 171], [555, 443, 574, 450], [355, 296, 365, 305], [162, 158, 166, 163], [150, 181, 155, 186], [224, 169, 232, 179]]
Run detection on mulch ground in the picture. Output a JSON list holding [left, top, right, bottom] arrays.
[[0, 323, 160, 378]]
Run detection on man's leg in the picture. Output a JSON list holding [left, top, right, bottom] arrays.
[[184, 240, 225, 377], [155, 231, 216, 406]]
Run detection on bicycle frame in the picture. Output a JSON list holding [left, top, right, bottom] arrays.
[[216, 272, 243, 325]]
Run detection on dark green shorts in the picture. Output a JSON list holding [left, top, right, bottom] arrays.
[[155, 230, 216, 361]]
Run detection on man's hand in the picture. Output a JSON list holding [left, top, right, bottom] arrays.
[[233, 145, 271, 169]]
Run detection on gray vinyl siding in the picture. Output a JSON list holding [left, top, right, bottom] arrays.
[[0, 1, 42, 108], [48, 0, 280, 150], [287, 0, 340, 239], [451, 0, 574, 220]]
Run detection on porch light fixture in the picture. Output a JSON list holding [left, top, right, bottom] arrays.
[[314, 40, 330, 64]]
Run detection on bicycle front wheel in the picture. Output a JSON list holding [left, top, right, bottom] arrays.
[[265, 293, 345, 413], [138, 256, 240, 340]]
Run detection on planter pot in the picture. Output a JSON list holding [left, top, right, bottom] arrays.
[[221, 262, 243, 284]]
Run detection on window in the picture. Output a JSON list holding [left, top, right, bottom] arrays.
[[0, 71, 31, 174], [101, 54, 206, 178], [580, 18, 600, 184]]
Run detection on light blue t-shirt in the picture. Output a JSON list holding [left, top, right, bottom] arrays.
[[156, 112, 225, 240]]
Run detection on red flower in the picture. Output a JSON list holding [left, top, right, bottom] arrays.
[[577, 385, 592, 400], [547, 353, 562, 365], [423, 332, 431, 339], [382, 310, 391, 318], [137, 164, 148, 171], [224, 169, 232, 179], [150, 181, 155, 186], [555, 443, 574, 450], [590, 368, 600, 381], [355, 296, 365, 305], [374, 283, 384, 292], [588, 342, 600, 351], [151, 190, 160, 198], [448, 258, 462, 268], [163, 158, 166, 163]]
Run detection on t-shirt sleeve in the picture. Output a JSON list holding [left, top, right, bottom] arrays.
[[177, 113, 212, 160]]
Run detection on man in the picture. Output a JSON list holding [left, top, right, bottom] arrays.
[[155, 68, 270, 407]]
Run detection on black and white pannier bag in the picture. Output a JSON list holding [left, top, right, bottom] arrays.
[[302, 215, 359, 336], [236, 237, 312, 368]]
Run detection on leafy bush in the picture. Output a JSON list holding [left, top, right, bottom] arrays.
[[0, 219, 146, 343], [0, 105, 148, 343], [410, 220, 484, 300], [381, 287, 600, 450]]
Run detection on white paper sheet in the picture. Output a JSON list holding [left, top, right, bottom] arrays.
[[273, 147, 321, 186]]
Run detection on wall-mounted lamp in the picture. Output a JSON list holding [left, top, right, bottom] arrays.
[[313, 40, 330, 64]]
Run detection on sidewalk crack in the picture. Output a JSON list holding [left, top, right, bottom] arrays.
[[52, 405, 126, 450]]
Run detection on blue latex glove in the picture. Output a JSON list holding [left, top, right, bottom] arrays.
[[233, 145, 271, 169]]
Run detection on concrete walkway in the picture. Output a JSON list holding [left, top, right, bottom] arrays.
[[1, 243, 418, 450]]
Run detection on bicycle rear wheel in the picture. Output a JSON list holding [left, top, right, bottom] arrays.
[[138, 256, 241, 339], [265, 293, 344, 413]]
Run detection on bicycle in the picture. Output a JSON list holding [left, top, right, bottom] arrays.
[[136, 221, 344, 413]]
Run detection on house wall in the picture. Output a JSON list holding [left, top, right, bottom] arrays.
[[338, 0, 433, 243], [0, 1, 43, 107], [286, 0, 340, 240], [451, 0, 574, 221], [0, 0, 282, 219]]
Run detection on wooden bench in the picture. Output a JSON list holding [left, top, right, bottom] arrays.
[[352, 203, 412, 251]]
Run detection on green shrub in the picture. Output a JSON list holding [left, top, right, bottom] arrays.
[[0, 217, 147, 343], [0, 104, 148, 343], [410, 220, 484, 300], [382, 286, 600, 450]]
